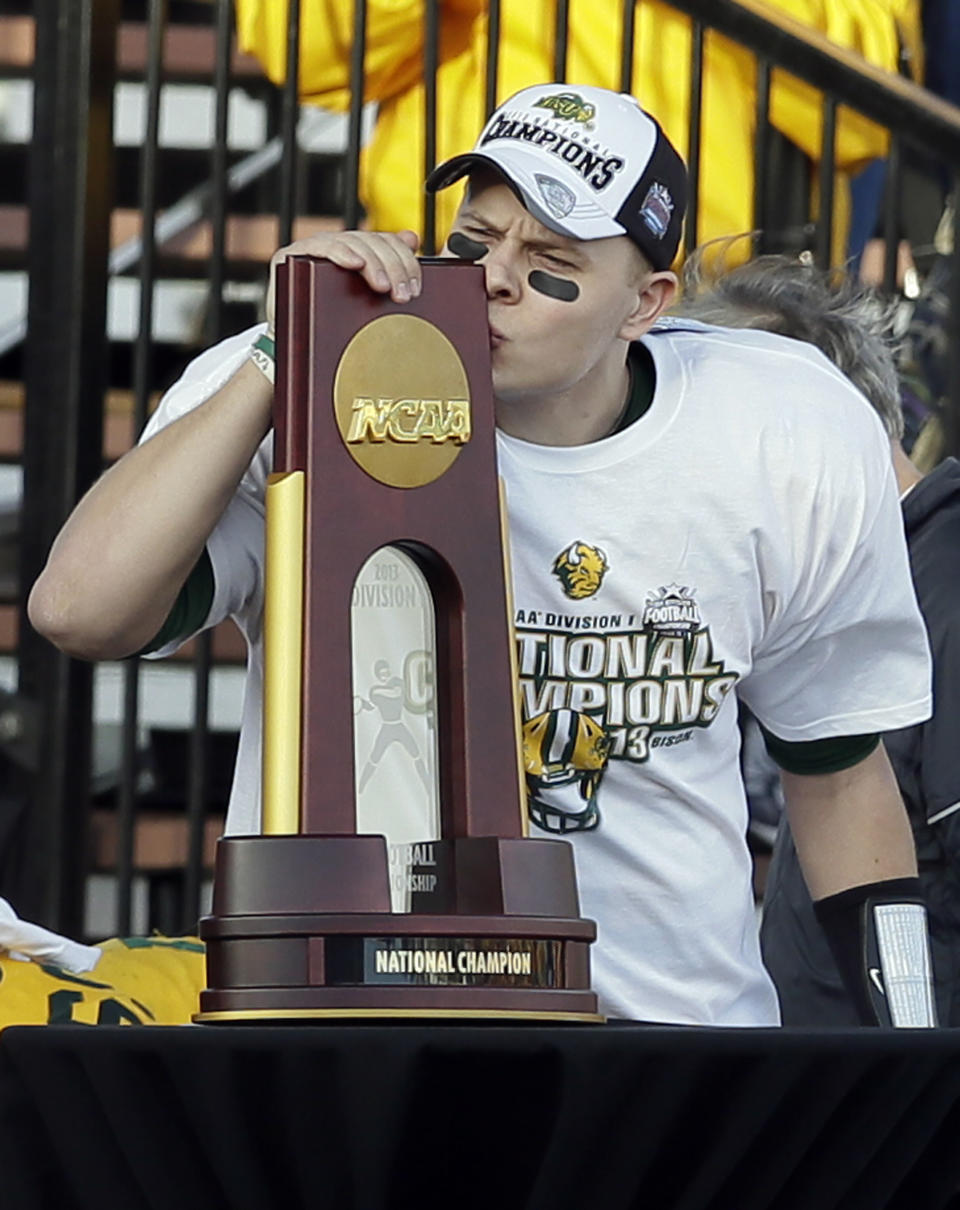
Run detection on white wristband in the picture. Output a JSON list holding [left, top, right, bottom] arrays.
[[250, 333, 276, 385]]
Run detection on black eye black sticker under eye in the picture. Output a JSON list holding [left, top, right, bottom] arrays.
[[527, 270, 580, 302], [447, 232, 487, 260]]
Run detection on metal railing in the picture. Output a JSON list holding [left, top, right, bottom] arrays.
[[6, 0, 960, 937]]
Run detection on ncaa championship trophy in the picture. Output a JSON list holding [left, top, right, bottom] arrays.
[[196, 256, 600, 1021]]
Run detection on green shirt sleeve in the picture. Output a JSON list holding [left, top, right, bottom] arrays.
[[759, 724, 880, 775], [137, 547, 215, 656]]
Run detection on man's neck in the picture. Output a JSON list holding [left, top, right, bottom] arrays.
[[494, 356, 633, 447]]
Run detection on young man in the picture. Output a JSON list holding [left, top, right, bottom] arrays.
[[678, 254, 960, 1026], [29, 85, 934, 1026]]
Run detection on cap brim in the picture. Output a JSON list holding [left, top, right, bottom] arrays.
[[425, 152, 537, 220], [425, 152, 495, 194], [425, 149, 625, 243]]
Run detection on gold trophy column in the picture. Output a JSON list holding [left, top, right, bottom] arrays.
[[262, 470, 305, 834]]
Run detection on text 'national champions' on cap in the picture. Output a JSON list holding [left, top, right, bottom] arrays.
[[426, 84, 688, 271]]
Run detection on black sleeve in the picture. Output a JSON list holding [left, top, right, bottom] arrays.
[[919, 621, 960, 863], [813, 877, 937, 1027], [759, 726, 879, 775]]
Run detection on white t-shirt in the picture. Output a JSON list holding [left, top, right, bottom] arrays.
[[141, 319, 931, 1025]]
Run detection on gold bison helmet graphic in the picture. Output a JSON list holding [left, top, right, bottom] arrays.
[[522, 708, 611, 833], [552, 541, 608, 600]]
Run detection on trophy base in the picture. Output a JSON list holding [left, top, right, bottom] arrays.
[[194, 1007, 603, 1023], [198, 834, 601, 1023]]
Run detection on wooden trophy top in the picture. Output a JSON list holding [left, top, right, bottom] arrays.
[[273, 256, 527, 841]]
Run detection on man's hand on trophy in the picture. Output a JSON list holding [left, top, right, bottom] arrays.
[[265, 231, 422, 334]]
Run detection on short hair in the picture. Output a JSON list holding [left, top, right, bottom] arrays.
[[676, 252, 904, 439]]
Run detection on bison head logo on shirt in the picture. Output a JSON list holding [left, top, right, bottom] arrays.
[[552, 541, 609, 600]]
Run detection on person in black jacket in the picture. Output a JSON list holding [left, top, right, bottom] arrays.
[[762, 452, 960, 1026], [681, 254, 960, 1025]]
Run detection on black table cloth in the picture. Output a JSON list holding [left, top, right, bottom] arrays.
[[2, 1023, 959, 1210]]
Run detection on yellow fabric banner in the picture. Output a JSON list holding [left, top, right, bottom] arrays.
[[0, 936, 205, 1028], [234, 0, 921, 257]]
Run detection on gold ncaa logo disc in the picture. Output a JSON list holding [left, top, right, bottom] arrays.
[[333, 314, 472, 488]]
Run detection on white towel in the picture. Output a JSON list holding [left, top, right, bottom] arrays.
[[0, 897, 102, 973]]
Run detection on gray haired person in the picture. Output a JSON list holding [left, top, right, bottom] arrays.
[[681, 255, 960, 1025]]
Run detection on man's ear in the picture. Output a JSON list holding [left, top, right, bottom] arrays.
[[619, 271, 678, 341]]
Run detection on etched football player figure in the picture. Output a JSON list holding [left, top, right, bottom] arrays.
[[357, 659, 431, 794]]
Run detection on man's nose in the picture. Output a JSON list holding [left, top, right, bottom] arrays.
[[483, 245, 522, 301]]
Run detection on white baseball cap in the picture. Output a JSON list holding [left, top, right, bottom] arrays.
[[426, 83, 687, 270]]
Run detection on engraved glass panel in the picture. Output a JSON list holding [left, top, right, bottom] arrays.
[[351, 545, 441, 912]]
